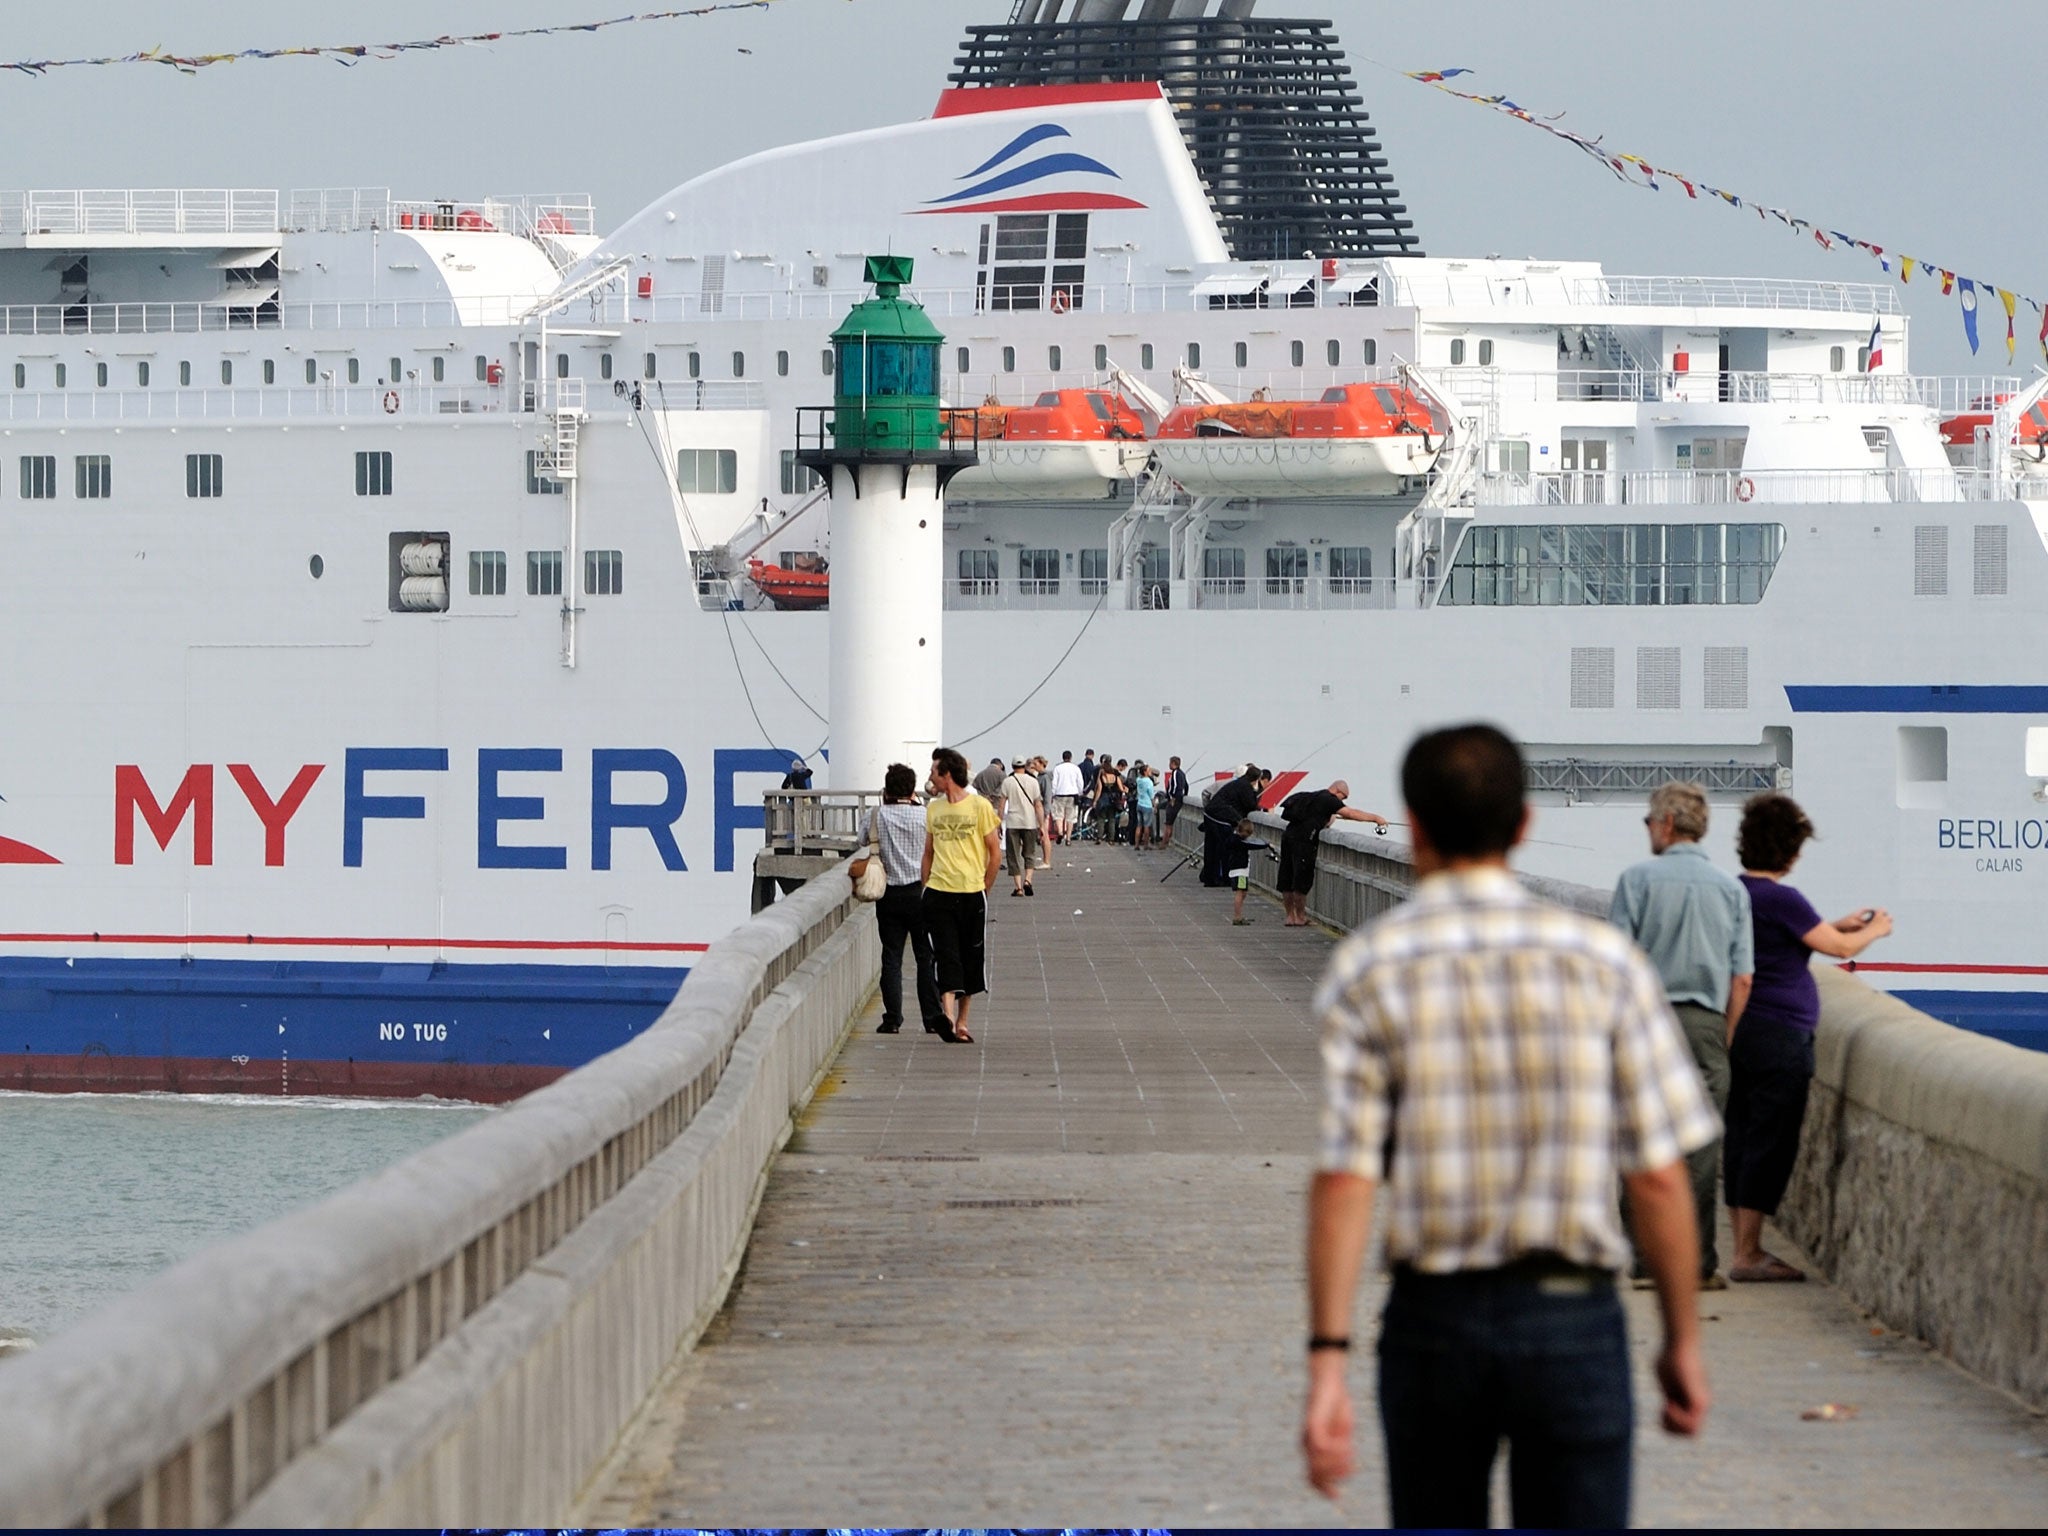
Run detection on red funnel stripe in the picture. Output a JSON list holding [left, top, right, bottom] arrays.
[[0, 836, 58, 865], [909, 192, 1147, 216]]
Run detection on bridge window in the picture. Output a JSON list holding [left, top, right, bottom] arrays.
[[1019, 547, 1061, 595], [525, 450, 564, 496], [1440, 522, 1786, 607], [779, 450, 821, 496], [468, 549, 507, 597], [74, 455, 111, 499], [1328, 546, 1373, 591], [355, 451, 393, 497], [526, 550, 562, 596], [676, 448, 738, 495], [1201, 546, 1246, 594], [957, 547, 998, 595], [19, 455, 57, 499], [584, 549, 624, 596], [185, 453, 224, 499], [1079, 547, 1108, 594]]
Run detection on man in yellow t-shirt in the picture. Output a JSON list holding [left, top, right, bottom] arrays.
[[921, 745, 1002, 1044]]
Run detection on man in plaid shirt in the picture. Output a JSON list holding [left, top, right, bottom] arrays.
[[1301, 724, 1719, 1528]]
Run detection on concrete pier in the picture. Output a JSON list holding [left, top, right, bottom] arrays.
[[582, 845, 2048, 1528]]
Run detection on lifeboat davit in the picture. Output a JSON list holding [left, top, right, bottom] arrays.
[[1152, 383, 1441, 496], [946, 388, 1150, 500], [746, 555, 829, 611], [1939, 396, 2048, 461]]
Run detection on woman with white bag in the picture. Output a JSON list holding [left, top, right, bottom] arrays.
[[852, 763, 949, 1036]]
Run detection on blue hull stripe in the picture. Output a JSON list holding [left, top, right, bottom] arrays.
[[1888, 989, 2048, 1053], [1785, 685, 2048, 714]]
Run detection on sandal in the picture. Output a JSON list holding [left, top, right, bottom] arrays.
[[1729, 1256, 1805, 1283]]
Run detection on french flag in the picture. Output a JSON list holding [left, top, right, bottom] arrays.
[[1867, 317, 1884, 372]]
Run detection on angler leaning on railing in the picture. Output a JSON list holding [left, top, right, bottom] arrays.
[[0, 864, 879, 1528]]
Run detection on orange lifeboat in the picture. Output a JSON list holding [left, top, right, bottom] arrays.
[[746, 555, 830, 611], [1153, 383, 1440, 496], [946, 389, 1151, 499], [1939, 396, 2048, 451]]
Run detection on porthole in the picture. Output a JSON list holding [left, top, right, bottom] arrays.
[[308, 555, 325, 579]]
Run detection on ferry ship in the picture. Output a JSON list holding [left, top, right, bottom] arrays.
[[2, 1, 2044, 1098]]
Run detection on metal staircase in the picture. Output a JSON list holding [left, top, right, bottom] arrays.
[[535, 377, 585, 480]]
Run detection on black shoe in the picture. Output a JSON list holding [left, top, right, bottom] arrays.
[[877, 1021, 902, 1034], [922, 1018, 948, 1035]]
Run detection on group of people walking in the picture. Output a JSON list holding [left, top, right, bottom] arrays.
[[1300, 726, 1892, 1527]]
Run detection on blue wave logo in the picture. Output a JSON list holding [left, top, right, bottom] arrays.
[[926, 122, 1124, 207]]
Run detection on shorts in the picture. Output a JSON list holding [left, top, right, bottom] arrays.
[[1051, 795, 1077, 822], [1004, 827, 1040, 874], [1277, 833, 1319, 894], [922, 887, 988, 998]]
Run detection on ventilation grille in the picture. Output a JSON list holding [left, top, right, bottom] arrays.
[[1913, 524, 1949, 596], [699, 253, 726, 316], [1570, 647, 1615, 709], [1636, 647, 1682, 710], [1974, 523, 2009, 596], [1704, 646, 1749, 711]]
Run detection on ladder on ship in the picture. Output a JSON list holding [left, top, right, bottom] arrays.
[[536, 377, 586, 668]]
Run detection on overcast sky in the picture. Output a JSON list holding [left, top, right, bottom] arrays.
[[4, 1, 2034, 372]]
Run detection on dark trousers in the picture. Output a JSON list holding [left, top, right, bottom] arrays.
[[1624, 1000, 1732, 1275], [1378, 1263, 1633, 1530], [921, 887, 988, 998], [1724, 1015, 1815, 1216], [877, 882, 944, 1030], [1200, 815, 1233, 884]]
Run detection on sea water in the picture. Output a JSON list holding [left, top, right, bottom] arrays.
[[0, 1091, 492, 1346]]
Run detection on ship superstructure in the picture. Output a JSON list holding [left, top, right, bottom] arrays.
[[2, 1, 2044, 1097]]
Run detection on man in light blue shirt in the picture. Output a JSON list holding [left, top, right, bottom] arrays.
[[1611, 780, 1752, 1286]]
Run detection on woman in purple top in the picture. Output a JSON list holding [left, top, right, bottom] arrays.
[[1725, 793, 1892, 1282]]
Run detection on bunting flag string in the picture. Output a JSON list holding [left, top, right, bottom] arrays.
[[0, 5, 779, 77], [1400, 66, 2045, 362]]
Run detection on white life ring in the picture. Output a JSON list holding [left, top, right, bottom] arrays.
[[382, 389, 401, 414], [1048, 288, 1070, 315], [1735, 475, 1756, 503]]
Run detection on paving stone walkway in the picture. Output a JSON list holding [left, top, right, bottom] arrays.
[[584, 845, 2048, 1528]]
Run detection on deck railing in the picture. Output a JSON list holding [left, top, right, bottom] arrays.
[[1473, 465, 2028, 507], [0, 188, 280, 238]]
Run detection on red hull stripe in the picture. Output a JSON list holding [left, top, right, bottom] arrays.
[[910, 192, 1147, 216], [932, 83, 1164, 118], [1848, 961, 2048, 977], [0, 836, 60, 865], [0, 1052, 564, 1104], [0, 931, 707, 953]]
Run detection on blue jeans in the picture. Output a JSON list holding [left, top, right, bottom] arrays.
[[1378, 1262, 1633, 1529]]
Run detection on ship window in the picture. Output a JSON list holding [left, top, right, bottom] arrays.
[[1019, 548, 1061, 595], [1140, 343, 1154, 371], [347, 358, 360, 385], [1830, 345, 1846, 373], [584, 549, 624, 596], [1857, 345, 1872, 373], [1362, 338, 1378, 365], [1002, 346, 1016, 373], [1327, 340, 1341, 366], [468, 550, 507, 597], [265, 358, 278, 385], [136, 362, 149, 387], [780, 450, 821, 496], [95, 362, 108, 388], [1290, 340, 1305, 367], [10, 363, 21, 388], [1265, 546, 1308, 594], [645, 351, 658, 380], [53, 363, 66, 388], [554, 353, 569, 379], [476, 355, 489, 382], [1328, 546, 1373, 591], [1079, 547, 1109, 595], [1187, 342, 1201, 369], [676, 448, 738, 494], [1450, 339, 1467, 365], [221, 361, 233, 385], [74, 455, 111, 499], [1479, 339, 1495, 365], [688, 351, 701, 379], [185, 453, 223, 499], [1496, 440, 1531, 476], [525, 450, 564, 495], [19, 455, 57, 499], [306, 359, 317, 384], [776, 350, 789, 378], [1440, 521, 1785, 606], [957, 547, 999, 594], [1048, 345, 1062, 372], [526, 549, 563, 596], [1235, 342, 1248, 368], [732, 351, 746, 378], [355, 451, 393, 496], [598, 352, 611, 381], [1094, 344, 1108, 372], [176, 361, 190, 386], [1201, 546, 1246, 594], [957, 347, 970, 374]]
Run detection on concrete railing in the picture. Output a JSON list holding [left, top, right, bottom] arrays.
[[0, 870, 878, 1528], [1778, 969, 2048, 1409], [1179, 801, 2048, 1408]]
